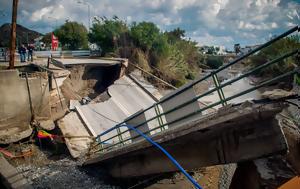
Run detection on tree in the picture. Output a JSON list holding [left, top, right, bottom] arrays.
[[130, 22, 160, 52], [152, 34, 171, 57], [54, 21, 88, 50], [249, 35, 300, 76], [165, 27, 185, 44], [89, 16, 128, 55]]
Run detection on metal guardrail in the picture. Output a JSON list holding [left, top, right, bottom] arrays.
[[93, 26, 299, 153], [34, 50, 91, 58]]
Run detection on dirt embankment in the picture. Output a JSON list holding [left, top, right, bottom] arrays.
[[61, 64, 121, 102]]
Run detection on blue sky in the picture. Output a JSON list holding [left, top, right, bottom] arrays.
[[0, 0, 299, 49]]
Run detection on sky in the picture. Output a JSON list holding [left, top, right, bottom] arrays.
[[0, 0, 299, 49]]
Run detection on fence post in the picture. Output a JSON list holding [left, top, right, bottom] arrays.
[[212, 74, 227, 106]]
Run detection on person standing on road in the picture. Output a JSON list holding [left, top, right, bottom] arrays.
[[18, 44, 27, 62], [27, 44, 34, 62]]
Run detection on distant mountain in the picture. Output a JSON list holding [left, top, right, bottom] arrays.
[[0, 23, 42, 47]]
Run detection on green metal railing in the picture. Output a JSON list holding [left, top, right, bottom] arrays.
[[93, 26, 299, 153]]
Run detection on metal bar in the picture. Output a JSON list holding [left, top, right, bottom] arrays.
[[154, 105, 163, 131], [96, 69, 298, 152], [212, 74, 225, 106], [96, 50, 297, 144], [25, 73, 34, 120], [116, 127, 124, 145], [52, 74, 64, 109], [214, 74, 227, 106], [99, 26, 298, 134], [156, 104, 165, 130]]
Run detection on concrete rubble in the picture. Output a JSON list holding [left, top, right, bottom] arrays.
[[0, 154, 32, 189], [261, 89, 296, 99]]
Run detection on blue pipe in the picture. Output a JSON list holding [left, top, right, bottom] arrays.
[[107, 124, 203, 189]]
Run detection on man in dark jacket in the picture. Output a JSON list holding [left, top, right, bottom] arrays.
[[27, 44, 34, 62], [18, 44, 27, 62]]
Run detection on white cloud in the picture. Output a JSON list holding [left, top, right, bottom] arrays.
[[238, 22, 278, 30], [30, 6, 54, 22], [21, 10, 29, 16], [193, 32, 234, 46], [1, 0, 299, 48]]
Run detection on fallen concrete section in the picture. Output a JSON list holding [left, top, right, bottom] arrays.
[[75, 76, 160, 139], [57, 112, 93, 158], [57, 74, 162, 157], [0, 154, 32, 189], [129, 69, 163, 101], [85, 102, 288, 178]]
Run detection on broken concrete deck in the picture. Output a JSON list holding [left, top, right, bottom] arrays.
[[58, 75, 162, 157], [52, 58, 124, 67], [85, 102, 288, 178], [76, 76, 159, 133]]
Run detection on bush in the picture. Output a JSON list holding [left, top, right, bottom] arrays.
[[130, 22, 160, 51], [249, 35, 300, 76], [89, 17, 206, 88]]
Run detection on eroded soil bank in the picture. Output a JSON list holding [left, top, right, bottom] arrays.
[[61, 64, 121, 102]]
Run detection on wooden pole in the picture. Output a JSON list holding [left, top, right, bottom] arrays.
[[9, 0, 18, 69]]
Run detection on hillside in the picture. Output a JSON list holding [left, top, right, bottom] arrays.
[[0, 23, 42, 47]]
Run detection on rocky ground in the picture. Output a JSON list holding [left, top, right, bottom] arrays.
[[2, 139, 236, 189], [7, 143, 119, 189], [16, 156, 117, 189]]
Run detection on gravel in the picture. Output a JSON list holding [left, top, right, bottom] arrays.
[[16, 155, 120, 189], [218, 164, 237, 189]]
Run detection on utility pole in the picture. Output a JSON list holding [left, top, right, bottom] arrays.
[[9, 0, 18, 69]]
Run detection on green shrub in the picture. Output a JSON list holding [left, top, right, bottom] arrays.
[[249, 35, 300, 76]]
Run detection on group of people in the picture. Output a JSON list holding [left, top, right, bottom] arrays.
[[18, 44, 34, 62]]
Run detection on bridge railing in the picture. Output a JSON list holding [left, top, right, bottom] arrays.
[[92, 26, 299, 153]]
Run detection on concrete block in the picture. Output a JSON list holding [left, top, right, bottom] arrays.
[[160, 85, 201, 128], [38, 119, 55, 131], [125, 110, 150, 142], [57, 112, 93, 158]]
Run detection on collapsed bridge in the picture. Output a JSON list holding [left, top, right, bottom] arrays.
[[84, 26, 299, 177]]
